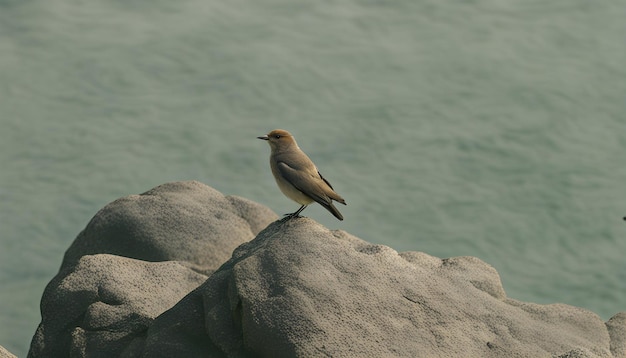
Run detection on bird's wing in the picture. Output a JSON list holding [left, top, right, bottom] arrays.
[[318, 171, 334, 190], [277, 161, 344, 220], [318, 171, 346, 204], [276, 161, 333, 205]]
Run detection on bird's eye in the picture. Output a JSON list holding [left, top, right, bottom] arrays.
[[274, 135, 281, 139]]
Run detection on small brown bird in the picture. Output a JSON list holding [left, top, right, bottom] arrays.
[[258, 129, 346, 220]]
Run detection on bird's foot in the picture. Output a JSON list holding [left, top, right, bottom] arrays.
[[282, 213, 303, 220], [280, 205, 307, 221]]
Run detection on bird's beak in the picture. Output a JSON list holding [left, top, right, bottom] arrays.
[[257, 135, 269, 140]]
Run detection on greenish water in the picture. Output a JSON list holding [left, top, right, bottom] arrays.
[[1, 1, 625, 356]]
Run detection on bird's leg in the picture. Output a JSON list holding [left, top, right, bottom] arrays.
[[285, 205, 307, 219], [293, 205, 307, 217]]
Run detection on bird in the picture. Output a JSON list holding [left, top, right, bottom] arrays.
[[258, 129, 346, 220]]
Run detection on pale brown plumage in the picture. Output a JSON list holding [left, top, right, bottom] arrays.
[[258, 129, 346, 220]]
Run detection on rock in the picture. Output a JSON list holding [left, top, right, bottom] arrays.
[[30, 255, 207, 358], [28, 182, 625, 357], [131, 218, 624, 357], [61, 181, 278, 275], [28, 181, 278, 357], [0, 345, 17, 358], [606, 312, 626, 357]]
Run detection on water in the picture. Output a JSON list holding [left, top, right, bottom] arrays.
[[1, 1, 625, 356]]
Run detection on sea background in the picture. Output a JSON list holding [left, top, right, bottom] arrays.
[[1, 1, 624, 356]]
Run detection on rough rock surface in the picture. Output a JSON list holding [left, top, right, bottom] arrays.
[[61, 180, 277, 275], [29, 182, 625, 357], [30, 255, 207, 358], [28, 181, 278, 358], [0, 345, 16, 358], [127, 218, 624, 358]]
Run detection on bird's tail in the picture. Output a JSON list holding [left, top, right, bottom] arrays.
[[320, 200, 344, 221]]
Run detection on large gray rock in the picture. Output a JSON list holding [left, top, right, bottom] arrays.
[[29, 255, 208, 358], [28, 181, 278, 357], [61, 180, 278, 274], [28, 182, 625, 357], [129, 218, 624, 358]]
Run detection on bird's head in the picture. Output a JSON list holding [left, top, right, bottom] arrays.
[[257, 129, 297, 151]]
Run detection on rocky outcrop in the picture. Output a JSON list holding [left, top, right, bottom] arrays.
[[28, 181, 277, 357], [28, 181, 625, 357], [60, 181, 278, 275], [127, 218, 624, 358]]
